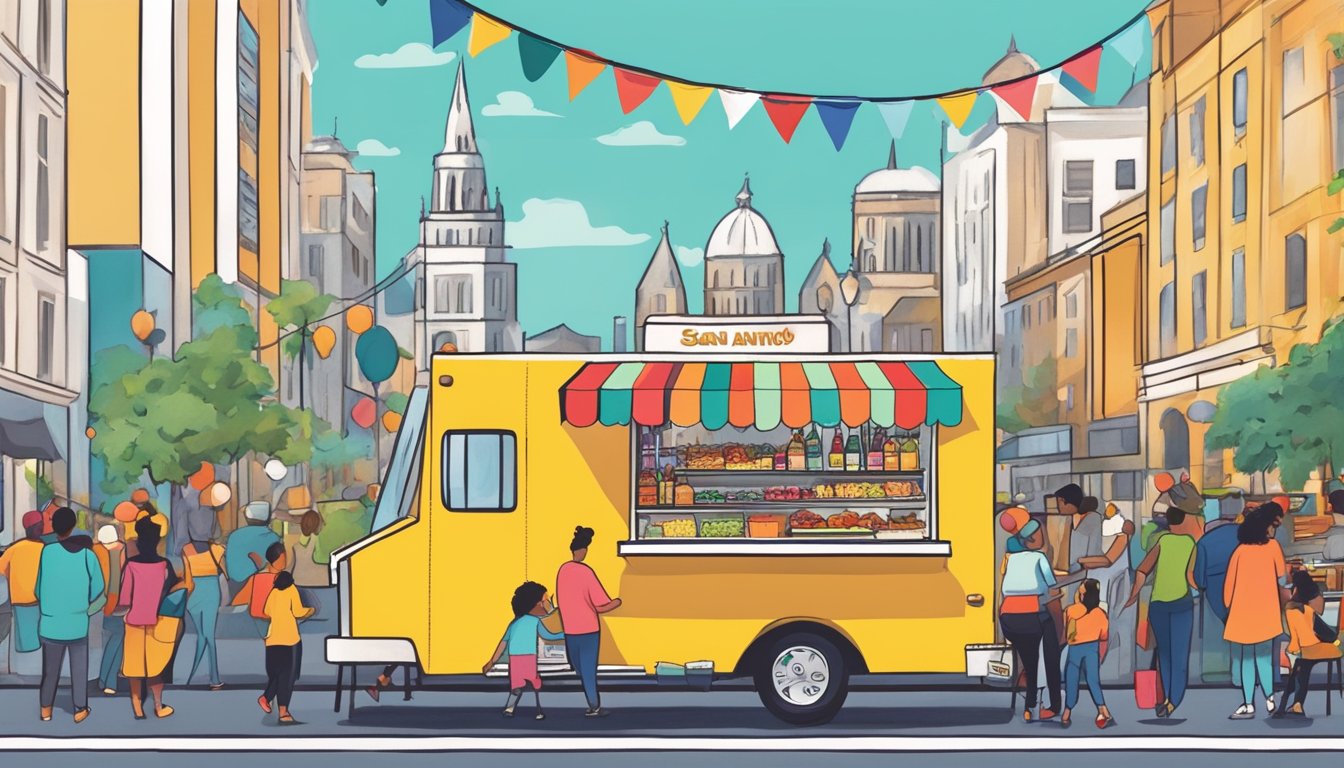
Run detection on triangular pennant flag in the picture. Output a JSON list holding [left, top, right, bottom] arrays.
[[991, 75, 1038, 121], [667, 81, 713, 125], [613, 68, 662, 114], [760, 95, 813, 143], [814, 100, 862, 151], [1108, 18, 1148, 68], [429, 0, 472, 47], [936, 92, 979, 129], [517, 32, 561, 82], [719, 89, 760, 129], [565, 50, 606, 100], [876, 101, 915, 139], [1062, 46, 1103, 92], [467, 14, 511, 58]]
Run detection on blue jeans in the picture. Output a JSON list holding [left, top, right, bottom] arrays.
[[1233, 640, 1274, 705], [185, 576, 221, 685], [98, 614, 125, 691], [1064, 641, 1105, 709], [565, 632, 601, 710], [1149, 596, 1193, 708]]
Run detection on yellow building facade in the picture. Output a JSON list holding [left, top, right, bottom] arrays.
[[1142, 0, 1344, 498]]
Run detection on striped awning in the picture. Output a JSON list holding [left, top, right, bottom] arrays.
[[560, 361, 963, 430]]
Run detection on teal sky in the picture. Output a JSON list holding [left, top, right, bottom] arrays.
[[307, 0, 1150, 348]]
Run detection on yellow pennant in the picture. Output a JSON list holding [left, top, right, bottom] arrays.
[[936, 91, 979, 129], [468, 14, 512, 58], [667, 81, 713, 125]]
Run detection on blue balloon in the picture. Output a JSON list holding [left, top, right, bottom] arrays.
[[355, 325, 399, 384]]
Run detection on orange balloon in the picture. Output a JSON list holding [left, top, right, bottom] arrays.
[[131, 489, 150, 504], [346, 305, 374, 335], [312, 325, 337, 359], [130, 309, 155, 342], [85, 426, 96, 439], [382, 410, 402, 433], [189, 462, 215, 491], [113, 501, 140, 523]]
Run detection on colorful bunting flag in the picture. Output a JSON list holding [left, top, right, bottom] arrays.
[[1062, 46, 1103, 92], [613, 68, 662, 114], [517, 32, 561, 82], [761, 95, 812, 143], [1108, 18, 1148, 68], [719, 89, 760, 129], [936, 92, 979, 129], [814, 100, 862, 151], [876, 101, 915, 140], [667, 81, 713, 125], [565, 50, 606, 100], [991, 75, 1038, 121], [429, 0, 472, 47], [468, 14, 512, 58]]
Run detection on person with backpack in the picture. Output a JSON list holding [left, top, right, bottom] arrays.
[[230, 542, 286, 620]]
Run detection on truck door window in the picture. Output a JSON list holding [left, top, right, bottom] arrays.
[[442, 431, 517, 511]]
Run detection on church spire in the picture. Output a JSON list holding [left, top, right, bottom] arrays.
[[443, 59, 478, 154], [736, 174, 753, 208], [1007, 34, 1018, 54], [887, 140, 897, 170]]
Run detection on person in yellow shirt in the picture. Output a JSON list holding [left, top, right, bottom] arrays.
[[0, 511, 48, 654], [258, 571, 312, 724], [1276, 570, 1339, 717]]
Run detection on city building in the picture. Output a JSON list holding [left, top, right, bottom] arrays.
[[634, 223, 687, 351], [703, 177, 786, 316], [525, 324, 601, 354], [1140, 0, 1344, 501], [0, 0, 76, 541], [612, 316, 628, 352], [797, 239, 846, 352], [401, 61, 522, 362]]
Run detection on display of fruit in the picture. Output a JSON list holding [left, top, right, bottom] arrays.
[[700, 518, 745, 538], [661, 518, 697, 537], [856, 512, 890, 531], [686, 445, 725, 470], [888, 512, 926, 531], [789, 510, 826, 529], [827, 511, 861, 528], [765, 486, 804, 501]]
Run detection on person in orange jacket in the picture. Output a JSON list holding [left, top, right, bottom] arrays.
[[0, 511, 48, 655]]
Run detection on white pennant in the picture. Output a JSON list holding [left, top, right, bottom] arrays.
[[719, 89, 760, 129]]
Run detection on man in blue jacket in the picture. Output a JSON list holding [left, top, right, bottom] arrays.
[[35, 507, 104, 723], [1194, 491, 1244, 686]]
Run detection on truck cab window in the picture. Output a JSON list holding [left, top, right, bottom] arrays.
[[442, 431, 517, 511]]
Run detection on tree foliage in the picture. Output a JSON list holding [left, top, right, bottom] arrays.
[[996, 357, 1060, 434], [266, 278, 336, 361]]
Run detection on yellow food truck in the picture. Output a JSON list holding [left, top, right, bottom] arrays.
[[329, 329, 997, 724]]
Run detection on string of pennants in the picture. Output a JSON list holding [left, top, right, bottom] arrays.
[[426, 0, 1150, 151]]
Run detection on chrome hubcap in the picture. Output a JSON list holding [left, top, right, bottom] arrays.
[[771, 646, 830, 706]]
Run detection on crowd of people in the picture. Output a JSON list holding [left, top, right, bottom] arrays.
[[997, 477, 1342, 727]]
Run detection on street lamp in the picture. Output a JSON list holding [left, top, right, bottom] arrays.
[[839, 268, 861, 353]]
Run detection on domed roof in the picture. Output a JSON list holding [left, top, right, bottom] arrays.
[[305, 135, 352, 156], [855, 142, 939, 194], [706, 177, 782, 259], [982, 36, 1039, 86]]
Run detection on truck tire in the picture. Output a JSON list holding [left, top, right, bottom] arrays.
[[753, 631, 849, 725]]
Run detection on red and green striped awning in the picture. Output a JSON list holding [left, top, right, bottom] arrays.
[[560, 361, 963, 430]]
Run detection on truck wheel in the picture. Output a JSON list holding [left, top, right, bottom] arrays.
[[753, 632, 849, 725]]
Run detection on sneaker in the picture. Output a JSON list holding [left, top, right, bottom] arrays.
[[1229, 703, 1255, 720], [502, 707, 515, 718], [584, 707, 609, 718], [102, 688, 116, 696], [1265, 695, 1275, 714], [535, 712, 546, 721]]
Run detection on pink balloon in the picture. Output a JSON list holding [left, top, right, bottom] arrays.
[[352, 397, 377, 429]]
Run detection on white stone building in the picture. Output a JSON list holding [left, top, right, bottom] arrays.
[[703, 178, 785, 316]]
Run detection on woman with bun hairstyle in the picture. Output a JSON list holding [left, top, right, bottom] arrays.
[[555, 526, 621, 717]]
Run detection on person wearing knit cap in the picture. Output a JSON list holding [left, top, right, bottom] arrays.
[[999, 516, 1063, 721]]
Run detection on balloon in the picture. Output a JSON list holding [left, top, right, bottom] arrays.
[[188, 462, 215, 491], [352, 397, 377, 429], [113, 501, 140, 523], [85, 426, 96, 439], [1154, 472, 1175, 493], [382, 410, 402, 433], [130, 309, 155, 342], [264, 459, 288, 481], [355, 325, 399, 385], [202, 481, 232, 508], [131, 489, 150, 504], [346, 305, 374, 335], [312, 325, 337, 359]]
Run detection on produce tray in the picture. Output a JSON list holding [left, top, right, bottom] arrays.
[[789, 527, 876, 537]]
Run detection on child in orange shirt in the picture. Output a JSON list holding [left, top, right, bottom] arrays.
[[1062, 579, 1114, 728], [1276, 570, 1340, 717]]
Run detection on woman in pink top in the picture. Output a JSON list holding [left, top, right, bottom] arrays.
[[555, 526, 621, 717], [118, 517, 187, 720]]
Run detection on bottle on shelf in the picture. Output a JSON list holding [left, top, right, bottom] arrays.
[[805, 426, 823, 471], [883, 436, 900, 471], [787, 431, 806, 471], [828, 429, 844, 470], [654, 467, 664, 505], [900, 432, 920, 471], [774, 447, 787, 471], [867, 427, 886, 471], [640, 431, 655, 470], [844, 431, 862, 471], [659, 464, 676, 506]]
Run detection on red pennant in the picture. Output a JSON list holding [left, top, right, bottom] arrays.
[[761, 95, 812, 143], [613, 68, 662, 114], [991, 75, 1038, 120], [1062, 46, 1102, 92]]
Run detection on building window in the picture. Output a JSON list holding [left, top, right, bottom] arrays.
[[1231, 248, 1246, 328], [1160, 198, 1175, 265], [238, 14, 260, 255], [1112, 471, 1141, 501], [654, 294, 666, 313], [1332, 64, 1344, 171], [441, 431, 517, 512], [1232, 67, 1248, 137], [1160, 408, 1190, 471], [1065, 328, 1078, 358], [1062, 160, 1093, 233], [1191, 184, 1207, 251], [1065, 291, 1078, 319], [37, 0, 51, 75], [307, 244, 323, 281], [0, 275, 6, 364], [1282, 47, 1306, 116], [1115, 159, 1136, 190], [319, 196, 341, 231], [920, 328, 934, 352], [1285, 233, 1307, 310], [434, 274, 473, 314], [36, 115, 50, 252], [1161, 112, 1176, 174], [1188, 96, 1206, 166], [1231, 164, 1247, 223], [0, 82, 7, 238], [1159, 281, 1176, 357], [350, 246, 362, 280], [1066, 385, 1075, 411], [37, 294, 55, 382], [712, 270, 719, 289], [1192, 270, 1208, 348]]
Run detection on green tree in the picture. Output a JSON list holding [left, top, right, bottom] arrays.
[[265, 278, 337, 410], [996, 357, 1060, 434], [1206, 318, 1344, 490]]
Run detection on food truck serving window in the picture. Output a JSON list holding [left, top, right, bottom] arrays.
[[560, 360, 963, 554], [441, 431, 517, 512]]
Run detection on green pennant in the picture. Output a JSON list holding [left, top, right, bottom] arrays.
[[517, 32, 561, 83]]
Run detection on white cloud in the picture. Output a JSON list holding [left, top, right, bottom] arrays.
[[507, 199, 651, 249], [355, 138, 400, 157], [481, 91, 559, 118], [355, 43, 456, 70], [595, 121, 686, 147], [675, 246, 704, 268]]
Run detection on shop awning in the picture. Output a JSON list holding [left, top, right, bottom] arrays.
[[560, 361, 962, 430]]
